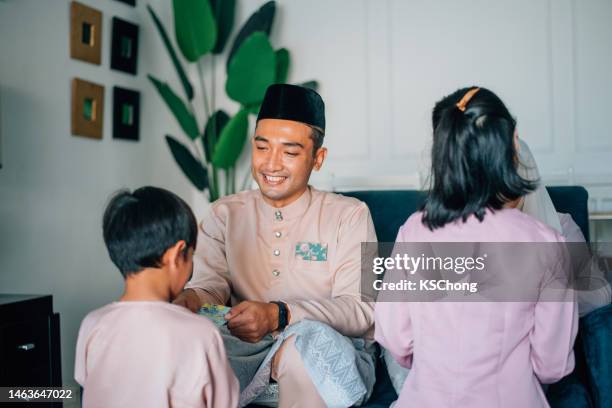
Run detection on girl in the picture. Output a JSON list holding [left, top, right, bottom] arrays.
[[375, 87, 577, 407]]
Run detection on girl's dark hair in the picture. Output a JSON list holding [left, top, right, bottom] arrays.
[[103, 186, 197, 276], [422, 86, 536, 230]]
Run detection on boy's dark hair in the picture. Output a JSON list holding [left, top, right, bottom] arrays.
[[103, 186, 197, 276], [422, 86, 537, 230]]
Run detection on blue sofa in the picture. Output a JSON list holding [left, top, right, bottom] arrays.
[[343, 187, 611, 408]]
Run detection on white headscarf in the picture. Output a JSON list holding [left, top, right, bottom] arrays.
[[517, 139, 563, 233]]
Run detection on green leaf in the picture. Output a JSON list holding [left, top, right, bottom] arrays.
[[226, 1, 276, 70], [212, 109, 249, 169], [147, 4, 194, 100], [211, 0, 236, 54], [226, 32, 276, 106], [298, 80, 319, 91], [165, 135, 209, 191], [148, 75, 200, 139], [275, 48, 290, 84], [203, 110, 230, 162], [173, 0, 217, 62]]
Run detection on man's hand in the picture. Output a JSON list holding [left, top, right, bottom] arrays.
[[226, 301, 279, 343], [172, 289, 201, 313]]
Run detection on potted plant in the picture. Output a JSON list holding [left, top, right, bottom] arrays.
[[148, 0, 318, 201]]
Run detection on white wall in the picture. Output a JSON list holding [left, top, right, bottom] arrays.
[[254, 0, 612, 238], [246, 0, 612, 210], [0, 0, 195, 387], [2, 0, 612, 390], [147, 0, 612, 218]]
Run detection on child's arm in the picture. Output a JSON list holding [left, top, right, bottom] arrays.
[[530, 247, 578, 384], [530, 299, 577, 383], [201, 330, 239, 408], [74, 328, 86, 386], [74, 313, 97, 386], [374, 225, 415, 368], [375, 301, 414, 368], [184, 212, 232, 307]]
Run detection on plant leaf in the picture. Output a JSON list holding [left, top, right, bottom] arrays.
[[173, 0, 217, 62], [298, 80, 319, 91], [165, 135, 209, 191], [203, 110, 230, 162], [212, 109, 249, 169], [148, 75, 200, 140], [211, 0, 236, 54], [226, 1, 276, 70], [225, 32, 276, 106], [275, 48, 290, 84], [147, 4, 194, 100]]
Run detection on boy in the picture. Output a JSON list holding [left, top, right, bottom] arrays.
[[75, 187, 238, 407]]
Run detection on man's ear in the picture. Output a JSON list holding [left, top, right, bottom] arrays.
[[313, 147, 327, 171]]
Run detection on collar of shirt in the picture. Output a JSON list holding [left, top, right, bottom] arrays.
[[256, 186, 313, 222]]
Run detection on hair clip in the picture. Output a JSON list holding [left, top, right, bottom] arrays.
[[456, 87, 480, 112]]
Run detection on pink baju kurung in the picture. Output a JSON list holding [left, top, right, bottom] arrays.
[[75, 301, 239, 408], [375, 208, 578, 408]]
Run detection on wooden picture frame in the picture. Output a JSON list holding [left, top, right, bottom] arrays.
[[115, 0, 136, 6], [110, 17, 139, 75], [71, 78, 105, 140], [70, 1, 102, 65], [113, 86, 140, 141]]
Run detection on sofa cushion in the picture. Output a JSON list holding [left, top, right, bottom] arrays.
[[359, 354, 398, 408], [341, 190, 426, 243], [546, 186, 590, 241], [546, 370, 593, 408], [342, 186, 589, 242]]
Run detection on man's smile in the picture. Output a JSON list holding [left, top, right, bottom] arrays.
[[262, 174, 288, 185]]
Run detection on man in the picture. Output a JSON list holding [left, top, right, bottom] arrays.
[[174, 84, 376, 407]]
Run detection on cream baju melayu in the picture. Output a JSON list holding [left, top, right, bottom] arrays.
[[186, 186, 377, 407]]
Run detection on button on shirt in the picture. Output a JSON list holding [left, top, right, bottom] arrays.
[[186, 187, 377, 338]]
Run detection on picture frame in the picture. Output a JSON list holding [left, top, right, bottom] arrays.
[[110, 17, 139, 75], [70, 1, 102, 65], [71, 78, 105, 140], [112, 86, 140, 141]]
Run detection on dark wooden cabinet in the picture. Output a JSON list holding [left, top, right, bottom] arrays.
[[0, 294, 62, 389]]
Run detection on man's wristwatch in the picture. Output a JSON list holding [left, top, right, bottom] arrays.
[[270, 301, 289, 331]]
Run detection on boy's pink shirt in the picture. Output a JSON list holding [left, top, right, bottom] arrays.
[[75, 301, 238, 408], [375, 208, 578, 408]]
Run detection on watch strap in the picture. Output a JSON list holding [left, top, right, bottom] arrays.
[[270, 301, 288, 330]]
